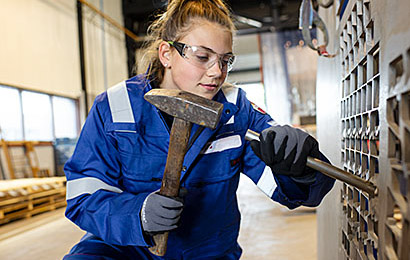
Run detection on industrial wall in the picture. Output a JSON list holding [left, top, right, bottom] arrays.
[[0, 0, 128, 178], [316, 2, 342, 258], [80, 0, 128, 104], [316, 0, 410, 259], [0, 0, 81, 98], [0, 0, 128, 103]]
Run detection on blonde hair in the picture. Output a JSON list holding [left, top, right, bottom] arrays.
[[137, 0, 235, 83]]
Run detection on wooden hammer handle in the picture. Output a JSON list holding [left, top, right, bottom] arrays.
[[148, 118, 192, 256]]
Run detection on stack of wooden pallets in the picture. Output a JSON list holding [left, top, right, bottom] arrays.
[[0, 177, 66, 225]]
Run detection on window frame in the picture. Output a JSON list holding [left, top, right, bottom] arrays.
[[0, 82, 80, 141]]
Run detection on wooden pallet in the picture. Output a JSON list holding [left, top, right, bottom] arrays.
[[0, 177, 66, 225], [0, 140, 53, 179]]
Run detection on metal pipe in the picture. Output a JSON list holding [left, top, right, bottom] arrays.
[[77, 1, 88, 116], [245, 129, 377, 197]]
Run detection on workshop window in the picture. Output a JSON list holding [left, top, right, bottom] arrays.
[[52, 96, 78, 139], [0, 86, 23, 140], [0, 85, 79, 141], [22, 91, 54, 141]]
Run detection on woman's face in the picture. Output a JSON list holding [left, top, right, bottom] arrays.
[[160, 21, 233, 100]]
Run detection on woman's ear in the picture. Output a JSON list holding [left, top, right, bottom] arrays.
[[158, 41, 172, 68]]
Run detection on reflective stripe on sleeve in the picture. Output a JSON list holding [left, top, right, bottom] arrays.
[[66, 177, 123, 200], [107, 81, 135, 123], [256, 166, 276, 197], [222, 84, 238, 124]]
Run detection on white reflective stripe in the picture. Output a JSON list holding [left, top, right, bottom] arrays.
[[107, 81, 135, 123], [267, 120, 278, 126], [114, 130, 137, 133], [256, 166, 276, 197], [66, 177, 123, 200], [202, 135, 242, 154], [222, 84, 238, 124]]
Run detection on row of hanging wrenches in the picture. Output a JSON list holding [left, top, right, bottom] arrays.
[[245, 129, 378, 197]]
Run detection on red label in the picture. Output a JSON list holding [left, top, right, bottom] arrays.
[[250, 102, 266, 114]]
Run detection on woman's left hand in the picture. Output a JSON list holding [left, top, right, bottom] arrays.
[[250, 125, 321, 178]]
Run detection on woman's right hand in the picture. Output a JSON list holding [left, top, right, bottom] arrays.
[[140, 191, 184, 233]]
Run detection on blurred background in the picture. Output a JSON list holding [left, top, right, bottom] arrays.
[[0, 0, 409, 259]]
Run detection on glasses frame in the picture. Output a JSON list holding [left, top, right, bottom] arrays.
[[167, 40, 235, 72]]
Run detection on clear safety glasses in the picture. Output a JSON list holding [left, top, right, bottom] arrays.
[[167, 41, 235, 72]]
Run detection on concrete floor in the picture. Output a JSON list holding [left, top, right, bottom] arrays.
[[237, 175, 317, 260], [0, 175, 317, 259]]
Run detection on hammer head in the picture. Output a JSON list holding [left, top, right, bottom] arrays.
[[144, 89, 223, 129]]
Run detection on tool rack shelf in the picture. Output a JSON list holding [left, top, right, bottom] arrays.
[[340, 0, 381, 259], [0, 177, 66, 225], [339, 0, 410, 259]]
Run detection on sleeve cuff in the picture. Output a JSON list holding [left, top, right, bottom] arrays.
[[290, 172, 316, 184]]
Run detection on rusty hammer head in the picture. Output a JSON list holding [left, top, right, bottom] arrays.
[[144, 89, 223, 129]]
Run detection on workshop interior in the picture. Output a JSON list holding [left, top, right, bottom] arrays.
[[0, 0, 409, 259]]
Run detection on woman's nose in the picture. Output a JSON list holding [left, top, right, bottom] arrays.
[[207, 59, 224, 77]]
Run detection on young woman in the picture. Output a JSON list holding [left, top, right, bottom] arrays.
[[63, 0, 334, 259]]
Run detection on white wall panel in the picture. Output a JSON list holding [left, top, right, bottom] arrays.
[[0, 0, 82, 98], [260, 32, 292, 125], [82, 0, 128, 106]]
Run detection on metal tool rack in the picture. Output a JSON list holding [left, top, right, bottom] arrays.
[[339, 0, 410, 259]]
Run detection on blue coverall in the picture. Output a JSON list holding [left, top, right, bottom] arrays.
[[64, 75, 335, 259]]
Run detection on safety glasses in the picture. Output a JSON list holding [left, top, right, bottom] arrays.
[[167, 41, 235, 72]]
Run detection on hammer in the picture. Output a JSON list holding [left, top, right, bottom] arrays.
[[144, 89, 223, 256]]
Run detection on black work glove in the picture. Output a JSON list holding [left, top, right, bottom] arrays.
[[140, 189, 185, 233], [250, 125, 321, 180]]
